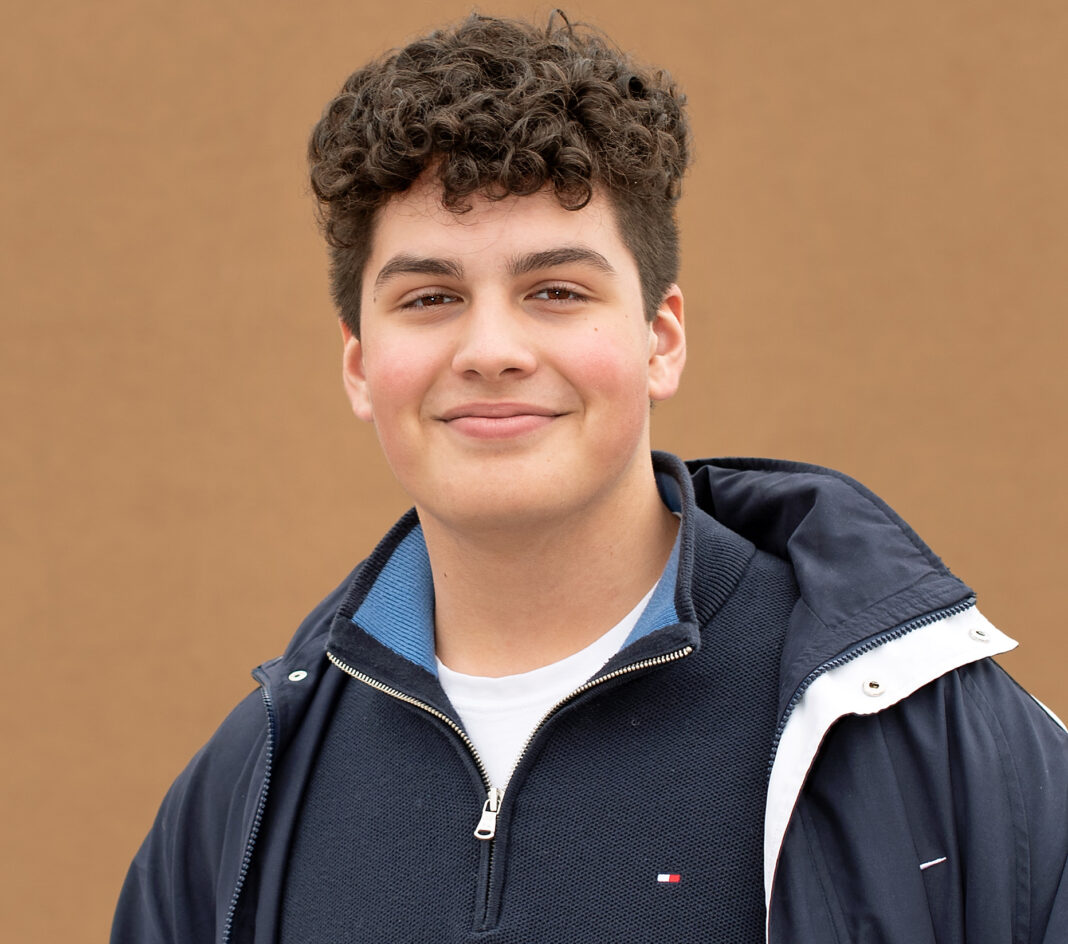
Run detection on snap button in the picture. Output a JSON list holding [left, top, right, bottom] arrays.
[[288, 670, 308, 682], [863, 679, 885, 697], [969, 626, 990, 643]]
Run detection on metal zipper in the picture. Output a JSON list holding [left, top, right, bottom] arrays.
[[328, 643, 693, 931], [476, 643, 694, 929], [326, 651, 494, 791], [221, 681, 277, 944], [327, 650, 505, 927], [474, 786, 505, 839], [765, 595, 977, 781], [328, 644, 694, 839], [495, 644, 696, 808]]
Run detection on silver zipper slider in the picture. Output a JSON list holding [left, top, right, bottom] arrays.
[[474, 787, 504, 840]]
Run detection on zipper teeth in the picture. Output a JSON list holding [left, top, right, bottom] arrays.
[[222, 683, 276, 944], [331, 643, 693, 932], [327, 644, 694, 794], [505, 645, 694, 784], [765, 595, 976, 780], [484, 644, 691, 928], [327, 651, 494, 790]]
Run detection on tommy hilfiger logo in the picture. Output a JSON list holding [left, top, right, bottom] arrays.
[[657, 873, 681, 884]]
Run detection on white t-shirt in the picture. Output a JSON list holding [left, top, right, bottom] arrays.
[[436, 582, 658, 789]]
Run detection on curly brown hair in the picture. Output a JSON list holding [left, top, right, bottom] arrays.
[[308, 12, 690, 334]]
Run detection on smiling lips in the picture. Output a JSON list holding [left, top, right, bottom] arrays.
[[439, 402, 562, 439]]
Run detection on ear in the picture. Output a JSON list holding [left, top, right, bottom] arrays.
[[340, 320, 374, 423], [647, 284, 686, 402]]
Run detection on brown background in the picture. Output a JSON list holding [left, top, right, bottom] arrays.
[[2, 1, 1065, 939]]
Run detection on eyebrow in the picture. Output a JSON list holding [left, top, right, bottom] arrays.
[[372, 246, 617, 293], [373, 255, 464, 291], [508, 247, 616, 277]]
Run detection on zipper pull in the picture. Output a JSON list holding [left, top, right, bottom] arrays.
[[474, 787, 503, 840]]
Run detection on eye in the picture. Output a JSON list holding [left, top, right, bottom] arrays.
[[402, 292, 460, 310], [531, 284, 588, 303]]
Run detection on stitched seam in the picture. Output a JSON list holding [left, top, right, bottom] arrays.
[[873, 713, 942, 940], [795, 803, 848, 944], [960, 665, 1030, 944]]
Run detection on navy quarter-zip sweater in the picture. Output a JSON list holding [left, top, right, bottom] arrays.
[[111, 453, 1068, 944], [278, 470, 795, 942]]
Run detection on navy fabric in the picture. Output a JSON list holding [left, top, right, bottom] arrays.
[[110, 453, 1068, 944], [278, 529, 793, 943], [688, 458, 974, 713]]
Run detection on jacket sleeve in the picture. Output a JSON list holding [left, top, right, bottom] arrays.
[[110, 688, 270, 944], [958, 661, 1068, 943]]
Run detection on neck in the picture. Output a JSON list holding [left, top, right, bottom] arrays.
[[424, 471, 678, 677]]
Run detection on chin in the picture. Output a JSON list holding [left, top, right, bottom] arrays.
[[394, 440, 651, 535], [413, 478, 585, 536]]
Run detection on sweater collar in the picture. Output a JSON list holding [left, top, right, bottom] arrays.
[[326, 452, 754, 687]]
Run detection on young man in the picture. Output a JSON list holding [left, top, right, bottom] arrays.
[[112, 14, 1068, 944]]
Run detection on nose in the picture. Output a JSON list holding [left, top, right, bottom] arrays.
[[450, 297, 538, 380]]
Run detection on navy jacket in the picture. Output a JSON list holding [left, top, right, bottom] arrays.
[[112, 454, 1068, 943]]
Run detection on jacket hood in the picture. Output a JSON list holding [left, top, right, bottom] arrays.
[[684, 455, 973, 713]]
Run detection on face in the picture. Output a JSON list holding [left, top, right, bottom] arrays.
[[341, 174, 686, 535]]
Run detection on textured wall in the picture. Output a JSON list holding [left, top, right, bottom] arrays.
[[2, 1, 1065, 939]]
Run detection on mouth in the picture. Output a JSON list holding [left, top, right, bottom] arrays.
[[439, 402, 560, 421], [438, 402, 563, 439]]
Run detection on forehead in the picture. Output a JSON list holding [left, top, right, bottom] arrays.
[[365, 176, 632, 275]]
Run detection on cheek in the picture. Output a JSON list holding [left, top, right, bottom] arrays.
[[566, 333, 651, 405], [360, 349, 435, 463], [362, 339, 432, 412]]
